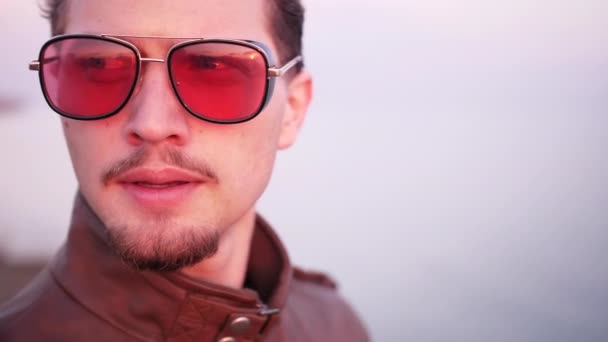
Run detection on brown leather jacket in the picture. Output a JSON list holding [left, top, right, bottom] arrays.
[[0, 195, 368, 341]]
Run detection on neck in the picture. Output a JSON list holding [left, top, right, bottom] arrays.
[[178, 208, 257, 289]]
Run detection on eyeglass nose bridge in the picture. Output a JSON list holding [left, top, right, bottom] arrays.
[[140, 57, 166, 63]]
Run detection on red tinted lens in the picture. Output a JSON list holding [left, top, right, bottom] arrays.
[[41, 37, 137, 118], [170, 42, 267, 122]]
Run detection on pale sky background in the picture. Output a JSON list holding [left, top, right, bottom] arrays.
[[1, 1, 608, 341]]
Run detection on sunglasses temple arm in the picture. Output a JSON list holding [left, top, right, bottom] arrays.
[[28, 56, 61, 71], [29, 61, 40, 71], [268, 55, 303, 77]]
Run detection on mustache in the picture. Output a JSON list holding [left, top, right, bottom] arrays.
[[101, 147, 218, 185]]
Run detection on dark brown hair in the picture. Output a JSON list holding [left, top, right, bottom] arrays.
[[41, 0, 304, 69]]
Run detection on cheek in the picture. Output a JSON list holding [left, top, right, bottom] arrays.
[[225, 127, 278, 183], [214, 106, 284, 192], [243, 102, 285, 164], [62, 119, 115, 188]]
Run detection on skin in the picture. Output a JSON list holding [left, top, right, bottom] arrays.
[[60, 0, 312, 288]]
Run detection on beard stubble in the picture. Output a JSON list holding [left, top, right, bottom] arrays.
[[101, 146, 221, 272]]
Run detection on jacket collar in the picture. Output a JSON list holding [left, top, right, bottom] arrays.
[[51, 193, 292, 341]]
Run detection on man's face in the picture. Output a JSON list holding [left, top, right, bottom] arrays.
[[60, 0, 310, 270]]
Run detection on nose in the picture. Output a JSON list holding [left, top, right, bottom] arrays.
[[123, 63, 191, 147]]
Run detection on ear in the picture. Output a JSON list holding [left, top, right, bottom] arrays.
[[277, 70, 313, 150]]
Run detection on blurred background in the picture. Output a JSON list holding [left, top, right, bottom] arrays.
[[1, 0, 607, 341]]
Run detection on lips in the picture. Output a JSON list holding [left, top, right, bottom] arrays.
[[132, 181, 189, 188], [115, 168, 208, 207], [117, 168, 206, 185]]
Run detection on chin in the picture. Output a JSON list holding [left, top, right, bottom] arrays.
[[105, 220, 220, 272]]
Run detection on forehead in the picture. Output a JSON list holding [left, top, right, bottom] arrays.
[[64, 0, 273, 45]]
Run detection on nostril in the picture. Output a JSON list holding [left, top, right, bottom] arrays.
[[127, 132, 144, 145], [167, 134, 181, 143]]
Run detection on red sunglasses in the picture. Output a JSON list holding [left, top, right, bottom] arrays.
[[29, 34, 303, 124]]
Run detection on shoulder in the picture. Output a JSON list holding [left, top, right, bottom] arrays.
[[0, 268, 126, 342], [284, 266, 369, 341], [292, 267, 338, 289], [0, 268, 61, 340]]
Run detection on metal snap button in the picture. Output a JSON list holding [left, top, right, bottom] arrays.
[[229, 316, 252, 335], [217, 337, 236, 342]]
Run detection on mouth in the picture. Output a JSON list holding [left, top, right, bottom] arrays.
[[132, 181, 191, 188], [115, 168, 208, 207]]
